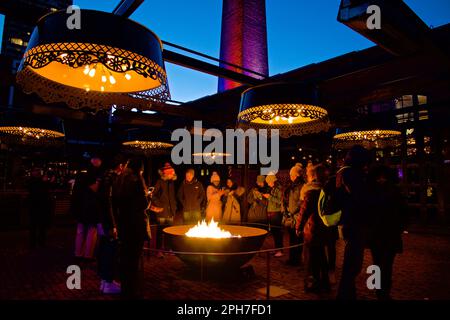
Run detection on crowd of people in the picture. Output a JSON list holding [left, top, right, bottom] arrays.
[[60, 144, 408, 300]]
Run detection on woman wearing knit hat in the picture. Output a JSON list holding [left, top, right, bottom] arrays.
[[205, 172, 225, 221], [264, 174, 284, 257], [247, 175, 269, 226], [283, 163, 305, 266]]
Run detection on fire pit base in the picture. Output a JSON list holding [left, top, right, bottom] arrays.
[[163, 225, 268, 270]]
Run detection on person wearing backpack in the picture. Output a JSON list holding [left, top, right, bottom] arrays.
[[336, 145, 374, 300], [283, 163, 305, 266], [296, 164, 330, 293]]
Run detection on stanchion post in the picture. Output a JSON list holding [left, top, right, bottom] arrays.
[[266, 251, 271, 300], [200, 254, 204, 282]]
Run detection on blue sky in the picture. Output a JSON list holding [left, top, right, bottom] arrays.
[[1, 1, 450, 102]]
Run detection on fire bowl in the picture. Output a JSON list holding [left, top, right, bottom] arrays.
[[163, 225, 268, 269]]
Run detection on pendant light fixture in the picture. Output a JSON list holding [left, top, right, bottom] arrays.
[[237, 83, 330, 138], [16, 9, 170, 112]]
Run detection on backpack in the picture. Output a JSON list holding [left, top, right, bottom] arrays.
[[317, 166, 350, 227]]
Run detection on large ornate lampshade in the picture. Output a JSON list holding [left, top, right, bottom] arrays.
[[333, 129, 402, 149], [122, 128, 173, 156], [237, 83, 330, 138], [0, 112, 65, 147], [16, 10, 169, 112]]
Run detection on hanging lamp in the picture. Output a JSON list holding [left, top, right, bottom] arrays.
[[237, 83, 330, 138], [16, 9, 170, 112]]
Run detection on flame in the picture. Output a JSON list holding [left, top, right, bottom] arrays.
[[185, 218, 241, 238]]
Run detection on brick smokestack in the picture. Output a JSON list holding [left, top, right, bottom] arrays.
[[218, 0, 269, 92]]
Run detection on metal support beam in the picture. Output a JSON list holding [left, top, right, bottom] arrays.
[[113, 0, 144, 18], [163, 50, 262, 86]]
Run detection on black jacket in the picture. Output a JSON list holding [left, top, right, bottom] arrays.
[[152, 178, 177, 218], [114, 169, 148, 241], [78, 188, 102, 225], [339, 167, 373, 235], [177, 179, 205, 212], [368, 182, 408, 253]]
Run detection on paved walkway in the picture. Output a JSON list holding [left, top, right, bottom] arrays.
[[0, 225, 449, 300]]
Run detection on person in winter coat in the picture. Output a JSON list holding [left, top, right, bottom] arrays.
[[283, 163, 305, 266], [206, 172, 225, 221], [222, 178, 246, 224], [264, 174, 284, 257], [151, 163, 177, 255], [367, 165, 408, 300], [97, 154, 126, 295], [247, 175, 269, 226], [177, 168, 206, 224], [27, 168, 53, 249], [114, 157, 149, 299], [74, 174, 102, 260], [336, 145, 374, 300], [71, 155, 105, 260], [296, 164, 330, 293]]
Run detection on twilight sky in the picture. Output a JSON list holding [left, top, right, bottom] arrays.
[[1, 0, 449, 102]]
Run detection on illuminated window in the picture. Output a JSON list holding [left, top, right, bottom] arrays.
[[396, 113, 414, 124], [10, 38, 24, 46], [407, 148, 417, 157], [395, 95, 414, 109], [418, 110, 429, 121], [417, 95, 428, 105], [0, 14, 4, 52]]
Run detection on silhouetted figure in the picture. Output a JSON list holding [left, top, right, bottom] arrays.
[[368, 165, 408, 300], [74, 175, 102, 260], [296, 164, 330, 293], [71, 155, 105, 260], [115, 158, 148, 299], [247, 175, 269, 226], [264, 175, 284, 257], [284, 163, 304, 266], [151, 163, 177, 257], [97, 155, 126, 295], [337, 145, 373, 300], [27, 168, 52, 249]]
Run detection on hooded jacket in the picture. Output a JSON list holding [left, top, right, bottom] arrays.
[[177, 178, 206, 212]]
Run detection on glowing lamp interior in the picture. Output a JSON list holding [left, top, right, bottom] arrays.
[[185, 219, 241, 239], [29, 47, 163, 93]]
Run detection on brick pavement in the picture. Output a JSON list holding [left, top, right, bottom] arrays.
[[0, 226, 449, 300]]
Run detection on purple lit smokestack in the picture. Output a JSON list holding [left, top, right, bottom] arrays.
[[218, 0, 269, 92]]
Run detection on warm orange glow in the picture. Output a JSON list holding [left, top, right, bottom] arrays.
[[25, 43, 166, 93], [185, 219, 241, 239]]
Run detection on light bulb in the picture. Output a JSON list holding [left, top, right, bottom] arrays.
[[109, 75, 116, 85], [101, 75, 107, 83], [125, 73, 131, 80], [288, 117, 293, 124], [85, 87, 90, 92], [88, 68, 96, 77], [100, 86, 105, 92], [275, 116, 280, 121], [83, 66, 90, 75]]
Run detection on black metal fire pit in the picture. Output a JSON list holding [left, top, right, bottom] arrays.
[[163, 225, 268, 269]]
